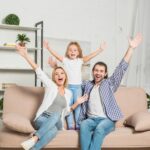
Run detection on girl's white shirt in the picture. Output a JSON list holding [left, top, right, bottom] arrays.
[[63, 57, 83, 85], [34, 67, 72, 130]]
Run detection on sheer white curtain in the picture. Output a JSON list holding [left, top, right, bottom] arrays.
[[123, 0, 150, 94]]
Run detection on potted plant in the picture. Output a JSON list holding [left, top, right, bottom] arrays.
[[16, 34, 30, 46], [3, 14, 20, 25]]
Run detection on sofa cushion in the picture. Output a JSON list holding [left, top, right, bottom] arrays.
[[124, 111, 150, 132], [0, 125, 150, 148], [114, 87, 147, 127], [3, 113, 35, 133], [3, 86, 147, 128], [3, 86, 44, 121], [102, 127, 150, 148]]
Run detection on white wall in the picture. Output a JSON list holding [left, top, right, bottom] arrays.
[[0, 0, 141, 86]]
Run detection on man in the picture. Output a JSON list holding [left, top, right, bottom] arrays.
[[79, 33, 142, 150]]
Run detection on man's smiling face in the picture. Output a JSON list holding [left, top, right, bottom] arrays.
[[92, 64, 107, 84]]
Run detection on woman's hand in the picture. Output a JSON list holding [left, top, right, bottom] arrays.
[[70, 94, 88, 112], [15, 44, 38, 70], [77, 94, 88, 105], [128, 33, 142, 49], [15, 44, 28, 58]]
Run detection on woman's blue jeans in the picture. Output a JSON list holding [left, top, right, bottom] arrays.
[[80, 117, 115, 150], [31, 111, 62, 150], [66, 84, 82, 129]]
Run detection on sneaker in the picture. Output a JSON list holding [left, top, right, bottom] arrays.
[[21, 138, 36, 150]]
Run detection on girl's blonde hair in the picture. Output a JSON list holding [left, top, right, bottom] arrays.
[[65, 41, 83, 58], [52, 66, 68, 87]]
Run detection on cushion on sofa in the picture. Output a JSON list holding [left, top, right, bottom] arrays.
[[0, 86, 149, 149], [1, 126, 150, 148], [114, 87, 147, 127], [3, 113, 35, 133], [124, 111, 150, 131], [3, 86, 44, 120]]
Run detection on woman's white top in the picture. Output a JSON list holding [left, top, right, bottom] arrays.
[[34, 67, 72, 130], [63, 57, 83, 85]]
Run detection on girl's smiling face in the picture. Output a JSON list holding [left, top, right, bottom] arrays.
[[67, 44, 79, 59]]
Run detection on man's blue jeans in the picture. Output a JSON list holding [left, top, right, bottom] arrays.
[[80, 117, 115, 150], [31, 111, 62, 150], [66, 84, 82, 129]]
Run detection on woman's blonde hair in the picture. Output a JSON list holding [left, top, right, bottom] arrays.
[[52, 66, 68, 87], [65, 41, 83, 58]]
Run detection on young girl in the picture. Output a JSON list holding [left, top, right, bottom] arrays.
[[43, 41, 107, 130], [15, 45, 88, 150]]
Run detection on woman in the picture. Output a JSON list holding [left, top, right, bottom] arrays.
[[15, 45, 88, 150]]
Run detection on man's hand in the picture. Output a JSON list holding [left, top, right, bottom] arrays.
[[129, 33, 142, 49], [124, 33, 142, 63], [48, 56, 57, 68]]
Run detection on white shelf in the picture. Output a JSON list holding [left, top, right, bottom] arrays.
[[0, 21, 43, 87], [0, 24, 40, 31], [0, 46, 38, 51], [0, 67, 34, 72]]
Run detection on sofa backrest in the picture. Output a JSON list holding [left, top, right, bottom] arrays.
[[115, 86, 147, 127], [3, 86, 147, 127], [3, 86, 44, 121]]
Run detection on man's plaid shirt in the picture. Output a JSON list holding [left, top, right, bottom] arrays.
[[79, 59, 128, 122]]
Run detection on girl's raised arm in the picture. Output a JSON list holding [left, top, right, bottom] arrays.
[[43, 40, 63, 62], [83, 41, 107, 63]]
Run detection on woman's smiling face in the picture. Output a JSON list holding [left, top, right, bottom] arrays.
[[53, 68, 66, 86]]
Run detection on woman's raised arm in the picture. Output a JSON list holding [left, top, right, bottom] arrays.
[[16, 44, 38, 70]]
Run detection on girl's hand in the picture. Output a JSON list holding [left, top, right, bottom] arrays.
[[128, 33, 142, 49], [98, 41, 107, 52], [43, 40, 50, 50], [15, 44, 28, 57], [48, 56, 57, 68], [77, 94, 88, 105]]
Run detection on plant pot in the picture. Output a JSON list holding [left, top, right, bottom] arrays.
[[19, 43, 26, 47]]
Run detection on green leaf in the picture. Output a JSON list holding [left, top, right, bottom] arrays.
[[16, 34, 30, 44], [4, 14, 20, 25]]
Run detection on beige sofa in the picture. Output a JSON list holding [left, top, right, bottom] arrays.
[[0, 85, 150, 150]]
